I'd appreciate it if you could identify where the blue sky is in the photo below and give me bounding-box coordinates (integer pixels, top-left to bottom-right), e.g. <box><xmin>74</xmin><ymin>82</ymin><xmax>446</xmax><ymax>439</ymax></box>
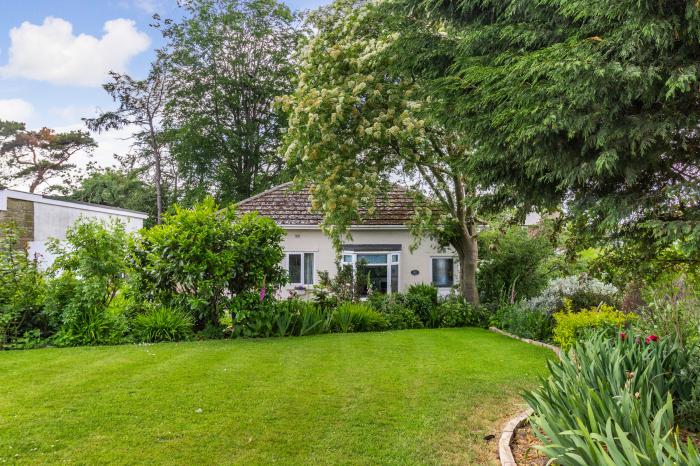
<box><xmin>0</xmin><ymin>0</ymin><xmax>327</xmax><ymax>187</ymax></box>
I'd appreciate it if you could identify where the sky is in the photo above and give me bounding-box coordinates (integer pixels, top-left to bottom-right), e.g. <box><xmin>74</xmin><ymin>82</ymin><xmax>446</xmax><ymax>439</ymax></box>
<box><xmin>0</xmin><ymin>0</ymin><xmax>328</xmax><ymax>191</ymax></box>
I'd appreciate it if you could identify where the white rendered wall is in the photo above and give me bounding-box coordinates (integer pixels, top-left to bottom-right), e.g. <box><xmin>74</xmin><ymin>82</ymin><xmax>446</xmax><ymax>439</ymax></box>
<box><xmin>29</xmin><ymin>202</ymin><xmax>144</xmax><ymax>268</ymax></box>
<box><xmin>279</xmin><ymin>227</ymin><xmax>457</xmax><ymax>298</ymax></box>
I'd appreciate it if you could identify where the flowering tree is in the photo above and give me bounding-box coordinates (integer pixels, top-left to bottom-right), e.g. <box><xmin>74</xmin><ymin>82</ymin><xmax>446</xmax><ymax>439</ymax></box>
<box><xmin>279</xmin><ymin>0</ymin><xmax>483</xmax><ymax>303</ymax></box>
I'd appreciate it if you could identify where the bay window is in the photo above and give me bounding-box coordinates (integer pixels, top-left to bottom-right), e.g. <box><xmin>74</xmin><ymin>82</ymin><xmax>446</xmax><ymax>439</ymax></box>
<box><xmin>342</xmin><ymin>251</ymin><xmax>400</xmax><ymax>295</ymax></box>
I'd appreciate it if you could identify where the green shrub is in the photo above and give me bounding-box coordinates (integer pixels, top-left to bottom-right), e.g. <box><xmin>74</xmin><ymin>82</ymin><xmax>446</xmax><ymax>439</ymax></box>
<box><xmin>406</xmin><ymin>284</ymin><xmax>438</xmax><ymax>305</ymax></box>
<box><xmin>293</xmin><ymin>303</ymin><xmax>330</xmax><ymax>336</ymax></box>
<box><xmin>527</xmin><ymin>274</ymin><xmax>619</xmax><ymax>314</ymax></box>
<box><xmin>0</xmin><ymin>222</ymin><xmax>47</xmax><ymax>349</ymax></box>
<box><xmin>130</xmin><ymin>198</ymin><xmax>287</xmax><ymax>331</ymax></box>
<box><xmin>134</xmin><ymin>307</ymin><xmax>193</xmax><ymax>342</ymax></box>
<box><xmin>197</xmin><ymin>322</ymin><xmax>225</xmax><ymax>340</ymax></box>
<box><xmin>404</xmin><ymin>285</ymin><xmax>439</xmax><ymax>327</ymax></box>
<box><xmin>491</xmin><ymin>303</ymin><xmax>554</xmax><ymax>342</ymax></box>
<box><xmin>439</xmin><ymin>296</ymin><xmax>489</xmax><ymax>328</ymax></box>
<box><xmin>553</xmin><ymin>303</ymin><xmax>636</xmax><ymax>350</ymax></box>
<box><xmin>676</xmin><ymin>345</ymin><xmax>700</xmax><ymax>431</ymax></box>
<box><xmin>346</xmin><ymin>304</ymin><xmax>387</xmax><ymax>332</ymax></box>
<box><xmin>331</xmin><ymin>303</ymin><xmax>355</xmax><ymax>333</ymax></box>
<box><xmin>230</xmin><ymin>292</ymin><xmax>279</xmax><ymax>338</ymax></box>
<box><xmin>636</xmin><ymin>276</ymin><xmax>699</xmax><ymax>348</ymax></box>
<box><xmin>478</xmin><ymin>225</ymin><xmax>554</xmax><ymax>304</ymax></box>
<box><xmin>45</xmin><ymin>219</ymin><xmax>130</xmax><ymax>346</ymax></box>
<box><xmin>524</xmin><ymin>332</ymin><xmax>699</xmax><ymax>465</ymax></box>
<box><xmin>369</xmin><ymin>294</ymin><xmax>422</xmax><ymax>330</ymax></box>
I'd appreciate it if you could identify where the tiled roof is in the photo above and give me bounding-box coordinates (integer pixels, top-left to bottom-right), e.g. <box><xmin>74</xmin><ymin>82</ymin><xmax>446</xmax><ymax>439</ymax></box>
<box><xmin>236</xmin><ymin>182</ymin><xmax>416</xmax><ymax>226</ymax></box>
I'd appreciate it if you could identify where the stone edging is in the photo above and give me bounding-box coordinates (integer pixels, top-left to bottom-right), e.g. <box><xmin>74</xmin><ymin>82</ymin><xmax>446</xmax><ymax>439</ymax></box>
<box><xmin>489</xmin><ymin>327</ymin><xmax>561</xmax><ymax>359</ymax></box>
<box><xmin>498</xmin><ymin>408</ymin><xmax>533</xmax><ymax>466</ymax></box>
<box><xmin>489</xmin><ymin>327</ymin><xmax>561</xmax><ymax>466</ymax></box>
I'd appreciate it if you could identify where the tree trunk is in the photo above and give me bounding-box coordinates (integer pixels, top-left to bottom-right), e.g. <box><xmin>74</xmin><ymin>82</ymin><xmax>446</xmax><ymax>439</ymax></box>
<box><xmin>154</xmin><ymin>152</ymin><xmax>163</xmax><ymax>224</ymax></box>
<box><xmin>456</xmin><ymin>227</ymin><xmax>480</xmax><ymax>305</ymax></box>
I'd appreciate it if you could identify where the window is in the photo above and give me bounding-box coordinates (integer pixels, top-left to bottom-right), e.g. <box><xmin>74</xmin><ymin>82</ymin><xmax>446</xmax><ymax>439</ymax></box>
<box><xmin>432</xmin><ymin>257</ymin><xmax>454</xmax><ymax>287</ymax></box>
<box><xmin>357</xmin><ymin>253</ymin><xmax>388</xmax><ymax>294</ymax></box>
<box><xmin>342</xmin><ymin>251</ymin><xmax>400</xmax><ymax>295</ymax></box>
<box><xmin>288</xmin><ymin>252</ymin><xmax>314</xmax><ymax>285</ymax></box>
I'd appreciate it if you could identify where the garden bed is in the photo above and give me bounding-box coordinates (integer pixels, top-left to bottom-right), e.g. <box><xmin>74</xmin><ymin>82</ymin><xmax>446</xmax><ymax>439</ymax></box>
<box><xmin>510</xmin><ymin>422</ymin><xmax>547</xmax><ymax>466</ymax></box>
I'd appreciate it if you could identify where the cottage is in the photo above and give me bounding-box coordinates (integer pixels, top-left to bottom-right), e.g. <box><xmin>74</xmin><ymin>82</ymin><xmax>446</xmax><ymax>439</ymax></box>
<box><xmin>237</xmin><ymin>183</ymin><xmax>458</xmax><ymax>297</ymax></box>
<box><xmin>0</xmin><ymin>189</ymin><xmax>147</xmax><ymax>267</ymax></box>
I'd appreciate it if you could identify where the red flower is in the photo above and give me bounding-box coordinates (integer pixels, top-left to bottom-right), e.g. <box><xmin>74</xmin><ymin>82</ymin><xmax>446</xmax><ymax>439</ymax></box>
<box><xmin>645</xmin><ymin>335</ymin><xmax>659</xmax><ymax>344</ymax></box>
<box><xmin>620</xmin><ymin>332</ymin><xmax>627</xmax><ymax>341</ymax></box>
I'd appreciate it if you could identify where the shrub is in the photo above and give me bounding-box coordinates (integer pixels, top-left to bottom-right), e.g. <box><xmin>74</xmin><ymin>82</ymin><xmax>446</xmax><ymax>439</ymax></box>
<box><xmin>405</xmin><ymin>285</ymin><xmax>439</xmax><ymax>327</ymax></box>
<box><xmin>130</xmin><ymin>198</ymin><xmax>287</xmax><ymax>331</ymax></box>
<box><xmin>439</xmin><ymin>296</ymin><xmax>490</xmax><ymax>328</ymax></box>
<box><xmin>478</xmin><ymin>225</ymin><xmax>554</xmax><ymax>304</ymax></box>
<box><xmin>0</xmin><ymin>222</ymin><xmax>47</xmax><ymax>349</ymax></box>
<box><xmin>293</xmin><ymin>303</ymin><xmax>330</xmax><ymax>336</ymax></box>
<box><xmin>134</xmin><ymin>307</ymin><xmax>193</xmax><ymax>342</ymax></box>
<box><xmin>491</xmin><ymin>303</ymin><xmax>554</xmax><ymax>342</ymax></box>
<box><xmin>331</xmin><ymin>303</ymin><xmax>355</xmax><ymax>333</ymax></box>
<box><xmin>552</xmin><ymin>303</ymin><xmax>636</xmax><ymax>350</ymax></box>
<box><xmin>354</xmin><ymin>305</ymin><xmax>387</xmax><ymax>331</ymax></box>
<box><xmin>524</xmin><ymin>332</ymin><xmax>699</xmax><ymax>464</ymax></box>
<box><xmin>45</xmin><ymin>219</ymin><xmax>130</xmax><ymax>346</ymax></box>
<box><xmin>407</xmin><ymin>283</ymin><xmax>438</xmax><ymax>304</ymax></box>
<box><xmin>527</xmin><ymin>274</ymin><xmax>619</xmax><ymax>314</ymax></box>
<box><xmin>197</xmin><ymin>322</ymin><xmax>225</xmax><ymax>340</ymax></box>
<box><xmin>636</xmin><ymin>276</ymin><xmax>699</xmax><ymax>348</ymax></box>
<box><xmin>676</xmin><ymin>346</ymin><xmax>700</xmax><ymax>431</ymax></box>
<box><xmin>369</xmin><ymin>294</ymin><xmax>422</xmax><ymax>330</ymax></box>
<box><xmin>230</xmin><ymin>292</ymin><xmax>279</xmax><ymax>338</ymax></box>
<box><xmin>272</xmin><ymin>299</ymin><xmax>308</xmax><ymax>337</ymax></box>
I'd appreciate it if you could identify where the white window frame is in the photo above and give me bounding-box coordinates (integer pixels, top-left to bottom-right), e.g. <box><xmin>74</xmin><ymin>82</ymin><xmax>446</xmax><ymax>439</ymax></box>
<box><xmin>341</xmin><ymin>251</ymin><xmax>400</xmax><ymax>295</ymax></box>
<box><xmin>286</xmin><ymin>252</ymin><xmax>315</xmax><ymax>286</ymax></box>
<box><xmin>431</xmin><ymin>256</ymin><xmax>456</xmax><ymax>288</ymax></box>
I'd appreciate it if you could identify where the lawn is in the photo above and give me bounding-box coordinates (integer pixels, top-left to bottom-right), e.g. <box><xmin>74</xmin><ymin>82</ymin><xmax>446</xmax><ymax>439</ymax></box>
<box><xmin>0</xmin><ymin>328</ymin><xmax>552</xmax><ymax>465</ymax></box>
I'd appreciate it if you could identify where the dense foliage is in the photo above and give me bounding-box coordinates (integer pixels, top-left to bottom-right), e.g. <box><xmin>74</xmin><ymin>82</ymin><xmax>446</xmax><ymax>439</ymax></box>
<box><xmin>0</xmin><ymin>223</ymin><xmax>46</xmax><ymax>349</ymax></box>
<box><xmin>161</xmin><ymin>0</ymin><xmax>301</xmax><ymax>204</ymax></box>
<box><xmin>490</xmin><ymin>303</ymin><xmax>554</xmax><ymax>343</ymax></box>
<box><xmin>129</xmin><ymin>197</ymin><xmax>287</xmax><ymax>330</ymax></box>
<box><xmin>478</xmin><ymin>225</ymin><xmax>554</xmax><ymax>304</ymax></box>
<box><xmin>45</xmin><ymin>219</ymin><xmax>130</xmax><ymax>346</ymax></box>
<box><xmin>407</xmin><ymin>0</ymin><xmax>700</xmax><ymax>279</ymax></box>
<box><xmin>525</xmin><ymin>332</ymin><xmax>699</xmax><ymax>464</ymax></box>
<box><xmin>67</xmin><ymin>168</ymin><xmax>159</xmax><ymax>226</ymax></box>
<box><xmin>230</xmin><ymin>288</ymin><xmax>487</xmax><ymax>339</ymax></box>
<box><xmin>526</xmin><ymin>275</ymin><xmax>620</xmax><ymax>314</ymax></box>
<box><xmin>133</xmin><ymin>306</ymin><xmax>193</xmax><ymax>343</ymax></box>
<box><xmin>552</xmin><ymin>303</ymin><xmax>636</xmax><ymax>350</ymax></box>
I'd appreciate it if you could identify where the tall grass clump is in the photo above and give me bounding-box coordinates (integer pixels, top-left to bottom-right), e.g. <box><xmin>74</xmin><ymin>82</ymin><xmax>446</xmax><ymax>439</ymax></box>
<box><xmin>524</xmin><ymin>332</ymin><xmax>699</xmax><ymax>465</ymax></box>
<box><xmin>134</xmin><ymin>307</ymin><xmax>193</xmax><ymax>342</ymax></box>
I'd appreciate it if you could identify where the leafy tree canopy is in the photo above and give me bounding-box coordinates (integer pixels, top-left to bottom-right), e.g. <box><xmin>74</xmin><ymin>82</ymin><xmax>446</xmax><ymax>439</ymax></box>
<box><xmin>406</xmin><ymin>0</ymin><xmax>700</xmax><ymax>274</ymax></box>
<box><xmin>0</xmin><ymin>121</ymin><xmax>95</xmax><ymax>193</ymax></box>
<box><xmin>279</xmin><ymin>0</ymin><xmax>485</xmax><ymax>302</ymax></box>
<box><xmin>160</xmin><ymin>0</ymin><xmax>302</xmax><ymax>204</ymax></box>
<box><xmin>84</xmin><ymin>62</ymin><xmax>174</xmax><ymax>223</ymax></box>
<box><xmin>66</xmin><ymin>168</ymin><xmax>158</xmax><ymax>227</ymax></box>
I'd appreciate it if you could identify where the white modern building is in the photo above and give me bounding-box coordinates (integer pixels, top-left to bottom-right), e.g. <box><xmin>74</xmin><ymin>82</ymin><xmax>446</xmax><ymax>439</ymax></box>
<box><xmin>0</xmin><ymin>189</ymin><xmax>147</xmax><ymax>268</ymax></box>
